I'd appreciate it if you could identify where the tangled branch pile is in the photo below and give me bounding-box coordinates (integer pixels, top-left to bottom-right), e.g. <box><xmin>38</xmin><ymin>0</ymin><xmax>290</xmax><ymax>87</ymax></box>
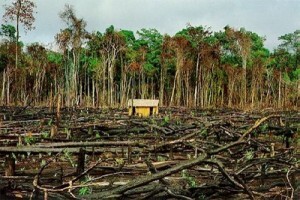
<box><xmin>0</xmin><ymin>107</ymin><xmax>299</xmax><ymax>199</ymax></box>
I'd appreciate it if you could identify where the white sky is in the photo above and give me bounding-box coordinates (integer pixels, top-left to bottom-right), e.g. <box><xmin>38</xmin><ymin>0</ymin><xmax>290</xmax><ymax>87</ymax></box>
<box><xmin>1</xmin><ymin>0</ymin><xmax>300</xmax><ymax>50</ymax></box>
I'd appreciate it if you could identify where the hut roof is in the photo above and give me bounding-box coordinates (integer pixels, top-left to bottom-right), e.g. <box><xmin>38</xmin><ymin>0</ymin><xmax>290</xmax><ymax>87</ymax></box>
<box><xmin>128</xmin><ymin>99</ymin><xmax>159</xmax><ymax>107</ymax></box>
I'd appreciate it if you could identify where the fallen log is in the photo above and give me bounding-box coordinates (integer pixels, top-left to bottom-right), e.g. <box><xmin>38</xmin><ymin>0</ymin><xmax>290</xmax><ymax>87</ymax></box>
<box><xmin>86</xmin><ymin>153</ymin><xmax>208</xmax><ymax>199</ymax></box>
<box><xmin>0</xmin><ymin>146</ymin><xmax>143</xmax><ymax>154</ymax></box>
<box><xmin>36</xmin><ymin>141</ymin><xmax>147</xmax><ymax>148</ymax></box>
<box><xmin>238</xmin><ymin>115</ymin><xmax>281</xmax><ymax>141</ymax></box>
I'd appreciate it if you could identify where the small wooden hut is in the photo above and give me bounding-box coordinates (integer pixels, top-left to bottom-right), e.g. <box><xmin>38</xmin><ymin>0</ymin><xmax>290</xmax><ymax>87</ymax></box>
<box><xmin>128</xmin><ymin>99</ymin><xmax>159</xmax><ymax>117</ymax></box>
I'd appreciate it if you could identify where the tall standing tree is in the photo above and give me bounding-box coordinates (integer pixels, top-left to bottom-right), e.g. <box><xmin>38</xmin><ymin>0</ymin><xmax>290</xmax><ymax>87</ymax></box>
<box><xmin>248</xmin><ymin>32</ymin><xmax>269</xmax><ymax>108</ymax></box>
<box><xmin>226</xmin><ymin>27</ymin><xmax>251</xmax><ymax>106</ymax></box>
<box><xmin>56</xmin><ymin>4</ymin><xmax>88</xmax><ymax>107</ymax></box>
<box><xmin>0</xmin><ymin>24</ymin><xmax>16</xmax><ymax>104</ymax></box>
<box><xmin>3</xmin><ymin>0</ymin><xmax>36</xmax><ymax>69</ymax></box>
<box><xmin>2</xmin><ymin>0</ymin><xmax>35</xmax><ymax>105</ymax></box>
<box><xmin>136</xmin><ymin>29</ymin><xmax>163</xmax><ymax>100</ymax></box>
<box><xmin>168</xmin><ymin>35</ymin><xmax>193</xmax><ymax>106</ymax></box>
<box><xmin>275</xmin><ymin>30</ymin><xmax>300</xmax><ymax>107</ymax></box>
<box><xmin>100</xmin><ymin>26</ymin><xmax>125</xmax><ymax>106</ymax></box>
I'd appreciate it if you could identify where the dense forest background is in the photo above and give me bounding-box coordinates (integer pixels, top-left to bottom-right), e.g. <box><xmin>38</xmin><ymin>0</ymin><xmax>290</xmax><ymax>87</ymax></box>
<box><xmin>0</xmin><ymin>3</ymin><xmax>299</xmax><ymax>109</ymax></box>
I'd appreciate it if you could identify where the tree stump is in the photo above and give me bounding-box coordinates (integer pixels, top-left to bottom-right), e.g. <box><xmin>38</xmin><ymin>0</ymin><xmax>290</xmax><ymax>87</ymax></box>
<box><xmin>76</xmin><ymin>148</ymin><xmax>85</xmax><ymax>176</ymax></box>
<box><xmin>5</xmin><ymin>156</ymin><xmax>15</xmax><ymax>176</ymax></box>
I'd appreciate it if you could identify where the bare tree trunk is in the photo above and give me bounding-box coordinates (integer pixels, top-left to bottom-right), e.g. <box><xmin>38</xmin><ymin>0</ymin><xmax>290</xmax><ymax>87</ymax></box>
<box><xmin>250</xmin><ymin>68</ymin><xmax>256</xmax><ymax>108</ymax></box>
<box><xmin>151</xmin><ymin>77</ymin><xmax>154</xmax><ymax>99</ymax></box>
<box><xmin>228</xmin><ymin>81</ymin><xmax>235</xmax><ymax>108</ymax></box>
<box><xmin>1</xmin><ymin>70</ymin><xmax>6</xmax><ymax>105</ymax></box>
<box><xmin>169</xmin><ymin>71</ymin><xmax>178</xmax><ymax>106</ymax></box>
<box><xmin>102</xmin><ymin>61</ymin><xmax>107</xmax><ymax>106</ymax></box>
<box><xmin>120</xmin><ymin>57</ymin><xmax>126</xmax><ymax>107</ymax></box>
<box><xmin>6</xmin><ymin>69</ymin><xmax>10</xmax><ymax>105</ymax></box>
<box><xmin>194</xmin><ymin>53</ymin><xmax>200</xmax><ymax>107</ymax></box>
<box><xmin>15</xmin><ymin>0</ymin><xmax>21</xmax><ymax>70</ymax></box>
<box><xmin>278</xmin><ymin>71</ymin><xmax>282</xmax><ymax>108</ymax></box>
<box><xmin>175</xmin><ymin>52</ymin><xmax>184</xmax><ymax>106</ymax></box>
<box><xmin>92</xmin><ymin>79</ymin><xmax>95</xmax><ymax>108</ymax></box>
<box><xmin>141</xmin><ymin>69</ymin><xmax>146</xmax><ymax>99</ymax></box>
<box><xmin>242</xmin><ymin>57</ymin><xmax>247</xmax><ymax>107</ymax></box>
<box><xmin>297</xmin><ymin>80</ymin><xmax>300</xmax><ymax>107</ymax></box>
<box><xmin>186</xmin><ymin>71</ymin><xmax>191</xmax><ymax>107</ymax></box>
<box><xmin>126</xmin><ymin>76</ymin><xmax>132</xmax><ymax>104</ymax></box>
<box><xmin>109</xmin><ymin>61</ymin><xmax>114</xmax><ymax>106</ymax></box>
<box><xmin>283</xmin><ymin>83</ymin><xmax>287</xmax><ymax>108</ymax></box>
<box><xmin>159</xmin><ymin>64</ymin><xmax>166</xmax><ymax>106</ymax></box>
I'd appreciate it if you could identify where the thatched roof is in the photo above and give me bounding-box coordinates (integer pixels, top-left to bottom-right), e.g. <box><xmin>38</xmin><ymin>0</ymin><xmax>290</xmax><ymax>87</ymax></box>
<box><xmin>128</xmin><ymin>99</ymin><xmax>159</xmax><ymax>107</ymax></box>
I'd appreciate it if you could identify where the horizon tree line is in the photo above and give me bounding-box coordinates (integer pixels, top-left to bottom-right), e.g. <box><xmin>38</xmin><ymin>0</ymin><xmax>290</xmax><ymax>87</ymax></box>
<box><xmin>0</xmin><ymin>2</ymin><xmax>299</xmax><ymax>109</ymax></box>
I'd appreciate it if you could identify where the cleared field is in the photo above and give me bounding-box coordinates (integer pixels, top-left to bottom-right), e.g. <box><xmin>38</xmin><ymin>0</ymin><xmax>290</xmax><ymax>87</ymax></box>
<box><xmin>0</xmin><ymin>107</ymin><xmax>299</xmax><ymax>199</ymax></box>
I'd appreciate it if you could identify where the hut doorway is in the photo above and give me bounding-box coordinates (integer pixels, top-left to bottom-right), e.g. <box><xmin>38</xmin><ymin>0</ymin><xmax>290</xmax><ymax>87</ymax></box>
<box><xmin>150</xmin><ymin>107</ymin><xmax>153</xmax><ymax>115</ymax></box>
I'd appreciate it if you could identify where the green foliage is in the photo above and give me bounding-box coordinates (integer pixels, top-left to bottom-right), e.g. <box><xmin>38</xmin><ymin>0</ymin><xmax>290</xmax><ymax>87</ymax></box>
<box><xmin>199</xmin><ymin>129</ymin><xmax>208</xmax><ymax>137</ymax></box>
<box><xmin>120</xmin><ymin>29</ymin><xmax>135</xmax><ymax>45</ymax></box>
<box><xmin>244</xmin><ymin>150</ymin><xmax>254</xmax><ymax>160</ymax></box>
<box><xmin>0</xmin><ymin>24</ymin><xmax>16</xmax><ymax>41</ymax></box>
<box><xmin>47</xmin><ymin>51</ymin><xmax>63</xmax><ymax>65</ymax></box>
<box><xmin>86</xmin><ymin>31</ymin><xmax>102</xmax><ymax>56</ymax></box>
<box><xmin>1</xmin><ymin>13</ymin><xmax>300</xmax><ymax>109</ymax></box>
<box><xmin>182</xmin><ymin>169</ymin><xmax>197</xmax><ymax>188</ymax></box>
<box><xmin>40</xmin><ymin>159</ymin><xmax>46</xmax><ymax>167</ymax></box>
<box><xmin>65</xmin><ymin>128</ymin><xmax>72</xmax><ymax>139</ymax></box>
<box><xmin>47</xmin><ymin>119</ymin><xmax>53</xmax><ymax>126</ymax></box>
<box><xmin>79</xmin><ymin>186</ymin><xmax>91</xmax><ymax>196</ymax></box>
<box><xmin>260</xmin><ymin>123</ymin><xmax>268</xmax><ymax>132</ymax></box>
<box><xmin>63</xmin><ymin>149</ymin><xmax>76</xmax><ymax>167</ymax></box>
<box><xmin>105</xmin><ymin>25</ymin><xmax>115</xmax><ymax>34</ymax></box>
<box><xmin>292</xmin><ymin>68</ymin><xmax>300</xmax><ymax>80</ymax></box>
<box><xmin>161</xmin><ymin>115</ymin><xmax>170</xmax><ymax>126</ymax></box>
<box><xmin>136</xmin><ymin>28</ymin><xmax>163</xmax><ymax>75</ymax></box>
<box><xmin>78</xmin><ymin>175</ymin><xmax>93</xmax><ymax>196</ymax></box>
<box><xmin>157</xmin><ymin>155</ymin><xmax>166</xmax><ymax>162</ymax></box>
<box><xmin>175</xmin><ymin>117</ymin><xmax>182</xmax><ymax>125</ymax></box>
<box><xmin>24</xmin><ymin>135</ymin><xmax>36</xmax><ymax>145</ymax></box>
<box><xmin>95</xmin><ymin>131</ymin><xmax>101</xmax><ymax>139</ymax></box>
<box><xmin>115</xmin><ymin>158</ymin><xmax>124</xmax><ymax>166</ymax></box>
<box><xmin>87</xmin><ymin>57</ymin><xmax>101</xmax><ymax>73</ymax></box>
<box><xmin>283</xmin><ymin>72</ymin><xmax>291</xmax><ymax>83</ymax></box>
<box><xmin>41</xmin><ymin>131</ymin><xmax>50</xmax><ymax>139</ymax></box>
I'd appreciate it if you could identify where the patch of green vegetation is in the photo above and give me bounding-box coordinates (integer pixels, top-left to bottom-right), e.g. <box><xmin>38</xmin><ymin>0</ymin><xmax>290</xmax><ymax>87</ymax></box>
<box><xmin>65</xmin><ymin>128</ymin><xmax>72</xmax><ymax>139</ymax></box>
<box><xmin>175</xmin><ymin>118</ymin><xmax>182</xmax><ymax>125</ymax></box>
<box><xmin>252</xmin><ymin>130</ymin><xmax>259</xmax><ymax>137</ymax></box>
<box><xmin>95</xmin><ymin>131</ymin><xmax>101</xmax><ymax>139</ymax></box>
<box><xmin>244</xmin><ymin>150</ymin><xmax>254</xmax><ymax>160</ymax></box>
<box><xmin>79</xmin><ymin>175</ymin><xmax>93</xmax><ymax>196</ymax></box>
<box><xmin>115</xmin><ymin>158</ymin><xmax>124</xmax><ymax>166</ymax></box>
<box><xmin>40</xmin><ymin>159</ymin><xmax>46</xmax><ymax>167</ymax></box>
<box><xmin>198</xmin><ymin>129</ymin><xmax>208</xmax><ymax>138</ymax></box>
<box><xmin>24</xmin><ymin>135</ymin><xmax>36</xmax><ymax>145</ymax></box>
<box><xmin>47</xmin><ymin>119</ymin><xmax>53</xmax><ymax>126</ymax></box>
<box><xmin>161</xmin><ymin>115</ymin><xmax>170</xmax><ymax>126</ymax></box>
<box><xmin>157</xmin><ymin>155</ymin><xmax>166</xmax><ymax>162</ymax></box>
<box><xmin>41</xmin><ymin>131</ymin><xmax>50</xmax><ymax>139</ymax></box>
<box><xmin>260</xmin><ymin>123</ymin><xmax>268</xmax><ymax>132</ymax></box>
<box><xmin>79</xmin><ymin>186</ymin><xmax>91</xmax><ymax>196</ymax></box>
<box><xmin>182</xmin><ymin>169</ymin><xmax>197</xmax><ymax>188</ymax></box>
<box><xmin>63</xmin><ymin>149</ymin><xmax>76</xmax><ymax>167</ymax></box>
